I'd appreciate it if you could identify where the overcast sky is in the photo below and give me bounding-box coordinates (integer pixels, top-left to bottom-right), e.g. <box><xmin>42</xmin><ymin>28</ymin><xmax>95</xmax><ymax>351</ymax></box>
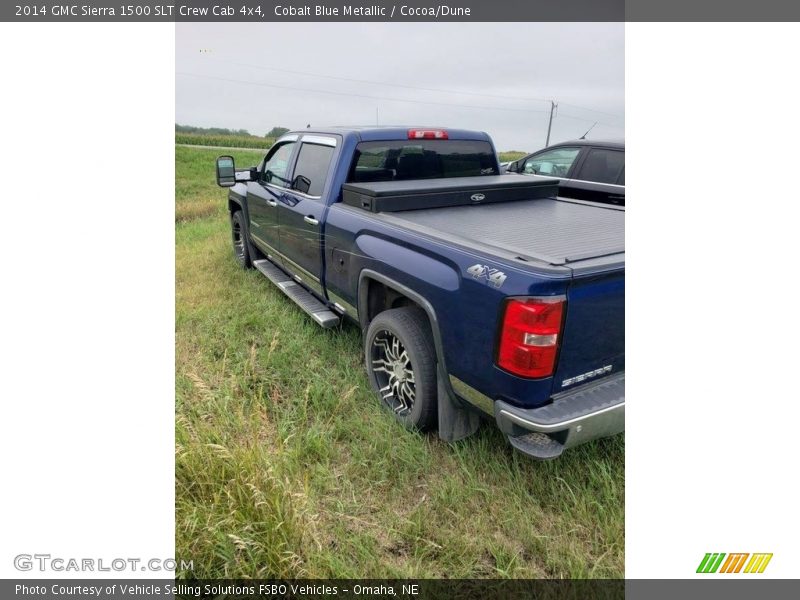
<box><xmin>176</xmin><ymin>23</ymin><xmax>623</xmax><ymax>152</ymax></box>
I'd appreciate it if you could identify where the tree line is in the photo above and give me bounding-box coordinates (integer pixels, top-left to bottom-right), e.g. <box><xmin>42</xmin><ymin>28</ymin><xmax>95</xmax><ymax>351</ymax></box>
<box><xmin>176</xmin><ymin>124</ymin><xmax>289</xmax><ymax>138</ymax></box>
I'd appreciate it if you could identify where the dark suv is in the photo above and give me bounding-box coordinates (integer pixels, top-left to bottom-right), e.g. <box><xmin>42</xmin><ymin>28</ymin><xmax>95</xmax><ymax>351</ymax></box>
<box><xmin>505</xmin><ymin>140</ymin><xmax>625</xmax><ymax>206</ymax></box>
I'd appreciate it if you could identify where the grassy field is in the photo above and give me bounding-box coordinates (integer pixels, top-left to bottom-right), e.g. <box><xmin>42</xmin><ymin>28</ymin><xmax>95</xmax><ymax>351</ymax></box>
<box><xmin>498</xmin><ymin>151</ymin><xmax>527</xmax><ymax>163</ymax></box>
<box><xmin>176</xmin><ymin>132</ymin><xmax>277</xmax><ymax>150</ymax></box>
<box><xmin>175</xmin><ymin>145</ymin><xmax>624</xmax><ymax>578</ymax></box>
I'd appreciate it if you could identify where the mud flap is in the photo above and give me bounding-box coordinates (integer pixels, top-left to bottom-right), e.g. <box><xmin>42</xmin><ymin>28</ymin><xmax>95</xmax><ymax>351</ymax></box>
<box><xmin>437</xmin><ymin>371</ymin><xmax>480</xmax><ymax>442</ymax></box>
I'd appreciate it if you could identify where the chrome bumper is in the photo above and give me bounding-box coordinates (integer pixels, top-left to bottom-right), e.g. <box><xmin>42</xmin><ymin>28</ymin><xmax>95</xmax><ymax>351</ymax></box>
<box><xmin>450</xmin><ymin>372</ymin><xmax>625</xmax><ymax>459</ymax></box>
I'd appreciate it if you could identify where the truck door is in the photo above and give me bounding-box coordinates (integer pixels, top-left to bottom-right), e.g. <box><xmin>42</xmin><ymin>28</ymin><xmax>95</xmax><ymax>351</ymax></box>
<box><xmin>246</xmin><ymin>137</ymin><xmax>298</xmax><ymax>259</ymax></box>
<box><xmin>277</xmin><ymin>135</ymin><xmax>337</xmax><ymax>298</ymax></box>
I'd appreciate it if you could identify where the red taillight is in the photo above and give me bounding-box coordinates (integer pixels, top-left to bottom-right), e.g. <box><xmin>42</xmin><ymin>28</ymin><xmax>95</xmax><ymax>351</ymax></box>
<box><xmin>497</xmin><ymin>297</ymin><xmax>565</xmax><ymax>378</ymax></box>
<box><xmin>408</xmin><ymin>129</ymin><xmax>449</xmax><ymax>140</ymax></box>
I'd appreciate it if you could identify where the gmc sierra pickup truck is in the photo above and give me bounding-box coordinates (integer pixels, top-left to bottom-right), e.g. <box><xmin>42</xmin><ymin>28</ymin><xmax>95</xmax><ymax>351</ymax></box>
<box><xmin>215</xmin><ymin>127</ymin><xmax>624</xmax><ymax>459</ymax></box>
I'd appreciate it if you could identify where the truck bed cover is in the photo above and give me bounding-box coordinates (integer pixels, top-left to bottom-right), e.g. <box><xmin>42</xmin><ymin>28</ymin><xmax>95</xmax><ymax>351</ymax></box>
<box><xmin>370</xmin><ymin>196</ymin><xmax>625</xmax><ymax>271</ymax></box>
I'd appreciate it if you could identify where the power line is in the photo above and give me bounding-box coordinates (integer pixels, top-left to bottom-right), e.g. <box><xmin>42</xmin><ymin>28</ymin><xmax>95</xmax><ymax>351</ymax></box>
<box><xmin>556</xmin><ymin>102</ymin><xmax>623</xmax><ymax>121</ymax></box>
<box><xmin>177</xmin><ymin>72</ymin><xmax>548</xmax><ymax>114</ymax></box>
<box><xmin>204</xmin><ymin>56</ymin><xmax>625</xmax><ymax>122</ymax></box>
<box><xmin>177</xmin><ymin>71</ymin><xmax>623</xmax><ymax>128</ymax></box>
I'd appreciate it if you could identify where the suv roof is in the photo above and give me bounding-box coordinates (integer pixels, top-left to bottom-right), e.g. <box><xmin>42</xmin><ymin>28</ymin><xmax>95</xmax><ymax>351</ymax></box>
<box><xmin>547</xmin><ymin>139</ymin><xmax>624</xmax><ymax>149</ymax></box>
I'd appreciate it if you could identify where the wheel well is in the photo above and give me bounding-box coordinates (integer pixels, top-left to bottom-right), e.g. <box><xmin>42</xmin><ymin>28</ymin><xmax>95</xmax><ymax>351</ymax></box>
<box><xmin>363</xmin><ymin>278</ymin><xmax>427</xmax><ymax>328</ymax></box>
<box><xmin>361</xmin><ymin>276</ymin><xmax>454</xmax><ymax>400</ymax></box>
<box><xmin>228</xmin><ymin>199</ymin><xmax>243</xmax><ymax>215</ymax></box>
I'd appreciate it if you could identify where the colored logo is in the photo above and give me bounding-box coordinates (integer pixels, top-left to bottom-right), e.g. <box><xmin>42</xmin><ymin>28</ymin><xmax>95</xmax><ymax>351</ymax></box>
<box><xmin>696</xmin><ymin>553</ymin><xmax>772</xmax><ymax>574</ymax></box>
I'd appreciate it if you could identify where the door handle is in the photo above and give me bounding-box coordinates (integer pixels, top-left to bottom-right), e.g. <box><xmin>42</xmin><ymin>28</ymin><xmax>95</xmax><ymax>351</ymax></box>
<box><xmin>266</xmin><ymin>199</ymin><xmax>277</xmax><ymax>207</ymax></box>
<box><xmin>303</xmin><ymin>215</ymin><xmax>319</xmax><ymax>226</ymax></box>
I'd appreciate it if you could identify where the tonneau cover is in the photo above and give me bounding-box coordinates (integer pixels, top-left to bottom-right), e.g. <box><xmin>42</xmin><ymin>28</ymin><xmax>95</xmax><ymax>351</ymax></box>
<box><xmin>381</xmin><ymin>197</ymin><xmax>624</xmax><ymax>268</ymax></box>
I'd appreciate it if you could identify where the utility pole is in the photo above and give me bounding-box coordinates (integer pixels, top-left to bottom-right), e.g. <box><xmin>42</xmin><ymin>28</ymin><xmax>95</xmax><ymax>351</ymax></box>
<box><xmin>545</xmin><ymin>100</ymin><xmax>557</xmax><ymax>147</ymax></box>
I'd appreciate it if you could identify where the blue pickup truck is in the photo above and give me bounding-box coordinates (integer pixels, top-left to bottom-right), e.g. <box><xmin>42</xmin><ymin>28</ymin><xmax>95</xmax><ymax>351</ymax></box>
<box><xmin>215</xmin><ymin>127</ymin><xmax>624</xmax><ymax>459</ymax></box>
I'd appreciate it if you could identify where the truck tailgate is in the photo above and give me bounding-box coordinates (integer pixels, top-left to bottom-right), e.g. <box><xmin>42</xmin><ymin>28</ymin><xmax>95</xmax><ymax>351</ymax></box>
<box><xmin>382</xmin><ymin>197</ymin><xmax>624</xmax><ymax>267</ymax></box>
<box><xmin>553</xmin><ymin>269</ymin><xmax>625</xmax><ymax>393</ymax></box>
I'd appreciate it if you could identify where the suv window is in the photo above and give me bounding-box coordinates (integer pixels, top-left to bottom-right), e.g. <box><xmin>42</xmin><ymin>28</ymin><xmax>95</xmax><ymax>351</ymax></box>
<box><xmin>292</xmin><ymin>143</ymin><xmax>335</xmax><ymax>197</ymax></box>
<box><xmin>576</xmin><ymin>148</ymin><xmax>625</xmax><ymax>184</ymax></box>
<box><xmin>522</xmin><ymin>147</ymin><xmax>580</xmax><ymax>177</ymax></box>
<box><xmin>348</xmin><ymin>140</ymin><xmax>498</xmax><ymax>183</ymax></box>
<box><xmin>261</xmin><ymin>141</ymin><xmax>296</xmax><ymax>188</ymax></box>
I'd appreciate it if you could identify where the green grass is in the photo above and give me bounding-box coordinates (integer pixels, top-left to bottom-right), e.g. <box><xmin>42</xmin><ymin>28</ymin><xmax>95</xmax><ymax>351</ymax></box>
<box><xmin>175</xmin><ymin>146</ymin><xmax>264</xmax><ymax>222</ymax></box>
<box><xmin>175</xmin><ymin>145</ymin><xmax>624</xmax><ymax>579</ymax></box>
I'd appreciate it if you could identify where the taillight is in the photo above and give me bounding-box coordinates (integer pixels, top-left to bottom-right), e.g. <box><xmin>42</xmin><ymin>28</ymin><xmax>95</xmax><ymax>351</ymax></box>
<box><xmin>497</xmin><ymin>297</ymin><xmax>565</xmax><ymax>378</ymax></box>
<box><xmin>408</xmin><ymin>129</ymin><xmax>449</xmax><ymax>140</ymax></box>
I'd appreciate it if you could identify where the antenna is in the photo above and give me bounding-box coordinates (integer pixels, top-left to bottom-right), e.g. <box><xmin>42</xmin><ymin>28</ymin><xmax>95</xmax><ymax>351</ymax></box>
<box><xmin>579</xmin><ymin>122</ymin><xmax>598</xmax><ymax>139</ymax></box>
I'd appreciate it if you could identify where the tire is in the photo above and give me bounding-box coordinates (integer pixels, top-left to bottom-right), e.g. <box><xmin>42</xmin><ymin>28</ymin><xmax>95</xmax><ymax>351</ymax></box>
<box><xmin>365</xmin><ymin>306</ymin><xmax>438</xmax><ymax>431</ymax></box>
<box><xmin>230</xmin><ymin>210</ymin><xmax>252</xmax><ymax>268</ymax></box>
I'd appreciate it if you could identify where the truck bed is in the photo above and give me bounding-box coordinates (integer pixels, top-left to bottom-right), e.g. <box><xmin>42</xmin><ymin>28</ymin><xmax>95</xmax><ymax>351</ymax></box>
<box><xmin>371</xmin><ymin>196</ymin><xmax>625</xmax><ymax>272</ymax></box>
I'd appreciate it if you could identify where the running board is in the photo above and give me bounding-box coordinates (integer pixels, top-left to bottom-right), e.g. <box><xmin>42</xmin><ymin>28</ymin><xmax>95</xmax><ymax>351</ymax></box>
<box><xmin>252</xmin><ymin>259</ymin><xmax>340</xmax><ymax>328</ymax></box>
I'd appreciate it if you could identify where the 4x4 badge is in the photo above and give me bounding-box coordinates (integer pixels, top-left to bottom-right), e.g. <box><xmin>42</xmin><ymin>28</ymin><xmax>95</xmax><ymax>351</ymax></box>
<box><xmin>467</xmin><ymin>264</ymin><xmax>507</xmax><ymax>288</ymax></box>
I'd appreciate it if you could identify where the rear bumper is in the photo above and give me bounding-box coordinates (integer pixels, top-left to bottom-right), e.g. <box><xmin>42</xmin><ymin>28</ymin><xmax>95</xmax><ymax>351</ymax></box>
<box><xmin>450</xmin><ymin>372</ymin><xmax>624</xmax><ymax>460</ymax></box>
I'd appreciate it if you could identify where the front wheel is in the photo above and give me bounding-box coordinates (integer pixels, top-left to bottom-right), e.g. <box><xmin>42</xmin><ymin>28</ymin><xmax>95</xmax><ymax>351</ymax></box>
<box><xmin>230</xmin><ymin>210</ymin><xmax>252</xmax><ymax>268</ymax></box>
<box><xmin>365</xmin><ymin>307</ymin><xmax>438</xmax><ymax>431</ymax></box>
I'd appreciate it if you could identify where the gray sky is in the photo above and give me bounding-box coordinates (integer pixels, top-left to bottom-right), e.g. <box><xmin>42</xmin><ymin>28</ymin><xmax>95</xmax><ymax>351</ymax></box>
<box><xmin>176</xmin><ymin>23</ymin><xmax>624</xmax><ymax>152</ymax></box>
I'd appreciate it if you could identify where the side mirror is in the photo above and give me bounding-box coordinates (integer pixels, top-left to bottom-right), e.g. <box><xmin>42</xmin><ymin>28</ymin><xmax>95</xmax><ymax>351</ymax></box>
<box><xmin>506</xmin><ymin>161</ymin><xmax>518</xmax><ymax>173</ymax></box>
<box><xmin>292</xmin><ymin>174</ymin><xmax>311</xmax><ymax>195</ymax></box>
<box><xmin>216</xmin><ymin>156</ymin><xmax>236</xmax><ymax>187</ymax></box>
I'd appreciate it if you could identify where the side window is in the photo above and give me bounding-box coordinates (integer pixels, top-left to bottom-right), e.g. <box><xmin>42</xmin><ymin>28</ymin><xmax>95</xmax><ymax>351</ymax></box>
<box><xmin>522</xmin><ymin>147</ymin><xmax>580</xmax><ymax>177</ymax></box>
<box><xmin>261</xmin><ymin>141</ymin><xmax>296</xmax><ymax>188</ymax></box>
<box><xmin>292</xmin><ymin>142</ymin><xmax>335</xmax><ymax>197</ymax></box>
<box><xmin>576</xmin><ymin>149</ymin><xmax>625</xmax><ymax>185</ymax></box>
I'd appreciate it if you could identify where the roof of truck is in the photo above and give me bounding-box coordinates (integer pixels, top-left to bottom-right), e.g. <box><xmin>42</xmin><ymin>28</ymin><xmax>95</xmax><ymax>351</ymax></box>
<box><xmin>289</xmin><ymin>126</ymin><xmax>493</xmax><ymax>143</ymax></box>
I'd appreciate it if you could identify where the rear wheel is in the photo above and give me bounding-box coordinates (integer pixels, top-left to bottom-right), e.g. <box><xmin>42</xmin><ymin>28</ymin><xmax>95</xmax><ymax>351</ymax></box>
<box><xmin>231</xmin><ymin>210</ymin><xmax>252</xmax><ymax>268</ymax></box>
<box><xmin>365</xmin><ymin>307</ymin><xmax>438</xmax><ymax>431</ymax></box>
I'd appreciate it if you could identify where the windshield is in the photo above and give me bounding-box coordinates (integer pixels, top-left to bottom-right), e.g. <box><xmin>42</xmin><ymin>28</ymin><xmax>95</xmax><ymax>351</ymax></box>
<box><xmin>348</xmin><ymin>140</ymin><xmax>499</xmax><ymax>183</ymax></box>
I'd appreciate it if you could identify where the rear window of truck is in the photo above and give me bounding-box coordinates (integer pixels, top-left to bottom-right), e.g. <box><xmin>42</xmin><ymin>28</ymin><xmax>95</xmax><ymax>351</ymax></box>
<box><xmin>348</xmin><ymin>140</ymin><xmax>499</xmax><ymax>183</ymax></box>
